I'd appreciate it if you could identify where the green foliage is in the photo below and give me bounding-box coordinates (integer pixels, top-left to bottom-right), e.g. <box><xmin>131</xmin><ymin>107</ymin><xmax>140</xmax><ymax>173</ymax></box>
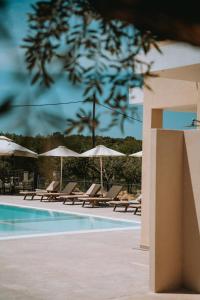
<box><xmin>0</xmin><ymin>132</ymin><xmax>142</xmax><ymax>190</ymax></box>
<box><xmin>23</xmin><ymin>0</ymin><xmax>158</xmax><ymax>134</ymax></box>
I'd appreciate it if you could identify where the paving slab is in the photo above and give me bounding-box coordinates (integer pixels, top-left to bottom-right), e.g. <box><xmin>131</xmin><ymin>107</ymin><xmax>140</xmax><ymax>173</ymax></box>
<box><xmin>0</xmin><ymin>196</ymin><xmax>199</xmax><ymax>300</ymax></box>
<box><xmin>0</xmin><ymin>196</ymin><xmax>146</xmax><ymax>300</ymax></box>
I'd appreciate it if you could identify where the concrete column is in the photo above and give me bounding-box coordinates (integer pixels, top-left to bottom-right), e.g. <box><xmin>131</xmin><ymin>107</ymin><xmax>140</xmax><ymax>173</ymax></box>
<box><xmin>183</xmin><ymin>130</ymin><xmax>200</xmax><ymax>292</ymax></box>
<box><xmin>140</xmin><ymin>78</ymin><xmax>198</xmax><ymax>249</ymax></box>
<box><xmin>141</xmin><ymin>106</ymin><xmax>163</xmax><ymax>248</ymax></box>
<box><xmin>151</xmin><ymin>109</ymin><xmax>163</xmax><ymax>128</ymax></box>
<box><xmin>150</xmin><ymin>129</ymin><xmax>183</xmax><ymax>292</ymax></box>
<box><xmin>150</xmin><ymin>129</ymin><xmax>200</xmax><ymax>293</ymax></box>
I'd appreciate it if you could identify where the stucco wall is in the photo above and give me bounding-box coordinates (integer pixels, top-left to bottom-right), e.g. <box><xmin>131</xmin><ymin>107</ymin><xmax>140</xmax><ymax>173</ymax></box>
<box><xmin>150</xmin><ymin>130</ymin><xmax>183</xmax><ymax>292</ymax></box>
<box><xmin>141</xmin><ymin>78</ymin><xmax>199</xmax><ymax>248</ymax></box>
<box><xmin>144</xmin><ymin>78</ymin><xmax>198</xmax><ymax>110</ymax></box>
<box><xmin>183</xmin><ymin>131</ymin><xmax>200</xmax><ymax>292</ymax></box>
<box><xmin>150</xmin><ymin>129</ymin><xmax>200</xmax><ymax>293</ymax></box>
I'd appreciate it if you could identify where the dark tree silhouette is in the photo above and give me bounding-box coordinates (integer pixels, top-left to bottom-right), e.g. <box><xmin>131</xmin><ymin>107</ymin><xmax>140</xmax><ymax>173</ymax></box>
<box><xmin>91</xmin><ymin>0</ymin><xmax>200</xmax><ymax>46</ymax></box>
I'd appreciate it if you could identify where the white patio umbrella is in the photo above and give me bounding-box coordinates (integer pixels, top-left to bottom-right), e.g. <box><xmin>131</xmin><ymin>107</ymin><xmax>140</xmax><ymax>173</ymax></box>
<box><xmin>130</xmin><ymin>150</ymin><xmax>143</xmax><ymax>158</ymax></box>
<box><xmin>81</xmin><ymin>145</ymin><xmax>125</xmax><ymax>192</ymax></box>
<box><xmin>0</xmin><ymin>136</ymin><xmax>37</xmax><ymax>158</ymax></box>
<box><xmin>39</xmin><ymin>146</ymin><xmax>79</xmax><ymax>190</ymax></box>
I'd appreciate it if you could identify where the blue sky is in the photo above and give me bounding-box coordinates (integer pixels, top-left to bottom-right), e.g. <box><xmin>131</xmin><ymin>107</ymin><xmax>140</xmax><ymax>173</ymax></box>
<box><xmin>0</xmin><ymin>0</ymin><xmax>196</xmax><ymax>139</ymax></box>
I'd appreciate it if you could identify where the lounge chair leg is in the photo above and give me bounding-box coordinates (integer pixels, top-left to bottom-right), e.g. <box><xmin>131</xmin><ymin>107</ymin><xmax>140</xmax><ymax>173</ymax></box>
<box><xmin>125</xmin><ymin>205</ymin><xmax>128</xmax><ymax>212</ymax></box>
<box><xmin>82</xmin><ymin>201</ymin><xmax>85</xmax><ymax>207</ymax></box>
<box><xmin>134</xmin><ymin>207</ymin><xmax>138</xmax><ymax>215</ymax></box>
<box><xmin>31</xmin><ymin>194</ymin><xmax>34</xmax><ymax>200</ymax></box>
<box><xmin>24</xmin><ymin>195</ymin><xmax>26</xmax><ymax>200</ymax></box>
<box><xmin>40</xmin><ymin>195</ymin><xmax>43</xmax><ymax>202</ymax></box>
<box><xmin>113</xmin><ymin>205</ymin><xmax>116</xmax><ymax>211</ymax></box>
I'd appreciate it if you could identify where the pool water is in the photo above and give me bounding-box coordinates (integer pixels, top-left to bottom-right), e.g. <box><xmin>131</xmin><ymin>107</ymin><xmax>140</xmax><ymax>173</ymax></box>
<box><xmin>0</xmin><ymin>204</ymin><xmax>139</xmax><ymax>239</ymax></box>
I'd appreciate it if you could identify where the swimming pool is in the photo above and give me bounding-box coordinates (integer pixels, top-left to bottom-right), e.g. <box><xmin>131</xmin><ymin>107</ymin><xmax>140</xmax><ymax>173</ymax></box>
<box><xmin>0</xmin><ymin>204</ymin><xmax>140</xmax><ymax>239</ymax></box>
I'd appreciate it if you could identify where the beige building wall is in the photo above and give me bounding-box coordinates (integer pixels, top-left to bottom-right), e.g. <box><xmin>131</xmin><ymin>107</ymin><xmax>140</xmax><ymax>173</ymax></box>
<box><xmin>130</xmin><ymin>41</ymin><xmax>200</xmax><ymax>293</ymax></box>
<box><xmin>150</xmin><ymin>129</ymin><xmax>200</xmax><ymax>293</ymax></box>
<box><xmin>150</xmin><ymin>129</ymin><xmax>183</xmax><ymax>291</ymax></box>
<box><xmin>183</xmin><ymin>130</ymin><xmax>200</xmax><ymax>291</ymax></box>
<box><xmin>141</xmin><ymin>78</ymin><xmax>199</xmax><ymax>248</ymax></box>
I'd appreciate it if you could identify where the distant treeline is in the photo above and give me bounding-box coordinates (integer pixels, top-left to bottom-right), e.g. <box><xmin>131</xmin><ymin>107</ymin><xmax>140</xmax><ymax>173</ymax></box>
<box><xmin>0</xmin><ymin>132</ymin><xmax>142</xmax><ymax>192</ymax></box>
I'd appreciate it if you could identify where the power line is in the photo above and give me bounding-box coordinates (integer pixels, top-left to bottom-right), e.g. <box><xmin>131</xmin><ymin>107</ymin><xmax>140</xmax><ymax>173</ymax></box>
<box><xmin>97</xmin><ymin>102</ymin><xmax>143</xmax><ymax>123</ymax></box>
<box><xmin>11</xmin><ymin>100</ymin><xmax>83</xmax><ymax>107</ymax></box>
<box><xmin>11</xmin><ymin>100</ymin><xmax>143</xmax><ymax>123</ymax></box>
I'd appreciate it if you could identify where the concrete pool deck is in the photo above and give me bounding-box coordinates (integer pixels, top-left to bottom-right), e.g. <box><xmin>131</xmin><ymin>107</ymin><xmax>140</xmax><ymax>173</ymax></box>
<box><xmin>0</xmin><ymin>196</ymin><xmax>199</xmax><ymax>300</ymax></box>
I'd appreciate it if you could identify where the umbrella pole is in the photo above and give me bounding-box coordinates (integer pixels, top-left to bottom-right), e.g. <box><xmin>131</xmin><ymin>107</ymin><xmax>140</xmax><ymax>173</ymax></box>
<box><xmin>60</xmin><ymin>156</ymin><xmax>63</xmax><ymax>191</ymax></box>
<box><xmin>100</xmin><ymin>156</ymin><xmax>103</xmax><ymax>194</ymax></box>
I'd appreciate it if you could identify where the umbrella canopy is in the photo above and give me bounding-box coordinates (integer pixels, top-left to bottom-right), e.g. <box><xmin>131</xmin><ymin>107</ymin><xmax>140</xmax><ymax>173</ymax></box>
<box><xmin>81</xmin><ymin>145</ymin><xmax>125</xmax><ymax>157</ymax></box>
<box><xmin>0</xmin><ymin>136</ymin><xmax>37</xmax><ymax>158</ymax></box>
<box><xmin>130</xmin><ymin>150</ymin><xmax>143</xmax><ymax>158</ymax></box>
<box><xmin>81</xmin><ymin>145</ymin><xmax>125</xmax><ymax>192</ymax></box>
<box><xmin>39</xmin><ymin>146</ymin><xmax>78</xmax><ymax>158</ymax></box>
<box><xmin>39</xmin><ymin>146</ymin><xmax>79</xmax><ymax>190</ymax></box>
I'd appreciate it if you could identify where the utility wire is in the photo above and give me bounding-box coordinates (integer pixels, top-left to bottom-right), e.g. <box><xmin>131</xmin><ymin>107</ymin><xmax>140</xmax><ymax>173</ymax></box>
<box><xmin>97</xmin><ymin>102</ymin><xmax>143</xmax><ymax>123</ymax></box>
<box><xmin>11</xmin><ymin>100</ymin><xmax>83</xmax><ymax>107</ymax></box>
<box><xmin>11</xmin><ymin>100</ymin><xmax>143</xmax><ymax>123</ymax></box>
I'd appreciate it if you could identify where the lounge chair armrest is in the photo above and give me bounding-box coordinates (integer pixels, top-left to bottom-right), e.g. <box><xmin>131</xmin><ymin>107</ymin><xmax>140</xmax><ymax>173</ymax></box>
<box><xmin>79</xmin><ymin>197</ymin><xmax>111</xmax><ymax>201</ymax></box>
<box><xmin>128</xmin><ymin>199</ymin><xmax>141</xmax><ymax>204</ymax></box>
<box><xmin>71</xmin><ymin>191</ymin><xmax>83</xmax><ymax>195</ymax></box>
<box><xmin>60</xmin><ymin>194</ymin><xmax>88</xmax><ymax>199</ymax></box>
<box><xmin>128</xmin><ymin>203</ymin><xmax>141</xmax><ymax>207</ymax></box>
<box><xmin>109</xmin><ymin>200</ymin><xmax>128</xmax><ymax>204</ymax></box>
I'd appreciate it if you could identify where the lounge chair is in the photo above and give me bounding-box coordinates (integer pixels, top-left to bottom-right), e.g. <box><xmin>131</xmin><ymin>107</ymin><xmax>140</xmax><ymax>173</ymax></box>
<box><xmin>39</xmin><ymin>182</ymin><xmax>78</xmax><ymax>202</ymax></box>
<box><xmin>110</xmin><ymin>194</ymin><xmax>142</xmax><ymax>214</ymax></box>
<box><xmin>129</xmin><ymin>200</ymin><xmax>141</xmax><ymax>215</ymax></box>
<box><xmin>61</xmin><ymin>183</ymin><xmax>101</xmax><ymax>205</ymax></box>
<box><xmin>79</xmin><ymin>185</ymin><xmax>123</xmax><ymax>207</ymax></box>
<box><xmin>20</xmin><ymin>181</ymin><xmax>59</xmax><ymax>200</ymax></box>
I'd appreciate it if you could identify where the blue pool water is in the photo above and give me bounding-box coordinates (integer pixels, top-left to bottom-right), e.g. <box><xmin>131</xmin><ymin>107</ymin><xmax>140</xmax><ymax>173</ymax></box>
<box><xmin>0</xmin><ymin>204</ymin><xmax>139</xmax><ymax>239</ymax></box>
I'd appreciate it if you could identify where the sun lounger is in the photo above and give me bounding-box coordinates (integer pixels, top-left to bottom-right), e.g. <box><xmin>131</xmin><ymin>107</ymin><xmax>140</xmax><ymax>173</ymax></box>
<box><xmin>128</xmin><ymin>197</ymin><xmax>142</xmax><ymax>214</ymax></box>
<box><xmin>110</xmin><ymin>195</ymin><xmax>142</xmax><ymax>214</ymax></box>
<box><xmin>61</xmin><ymin>183</ymin><xmax>101</xmax><ymax>205</ymax></box>
<box><xmin>79</xmin><ymin>185</ymin><xmax>123</xmax><ymax>207</ymax></box>
<box><xmin>39</xmin><ymin>182</ymin><xmax>78</xmax><ymax>202</ymax></box>
<box><xmin>20</xmin><ymin>181</ymin><xmax>59</xmax><ymax>200</ymax></box>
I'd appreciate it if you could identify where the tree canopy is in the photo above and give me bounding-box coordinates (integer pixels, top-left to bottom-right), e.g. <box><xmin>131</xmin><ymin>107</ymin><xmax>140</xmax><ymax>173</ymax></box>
<box><xmin>0</xmin><ymin>132</ymin><xmax>142</xmax><ymax>192</ymax></box>
<box><xmin>23</xmin><ymin>0</ymin><xmax>157</xmax><ymax>136</ymax></box>
<box><xmin>0</xmin><ymin>0</ymin><xmax>199</xmax><ymax>136</ymax></box>
<box><xmin>91</xmin><ymin>0</ymin><xmax>200</xmax><ymax>47</ymax></box>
